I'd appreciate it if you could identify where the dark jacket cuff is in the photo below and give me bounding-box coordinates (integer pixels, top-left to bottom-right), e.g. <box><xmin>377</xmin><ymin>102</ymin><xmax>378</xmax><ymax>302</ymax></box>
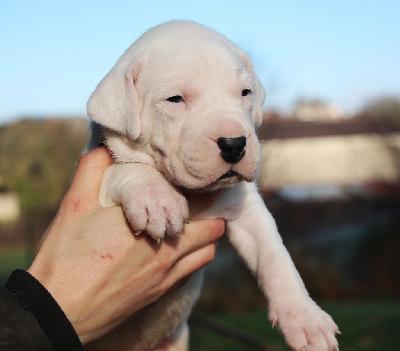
<box><xmin>4</xmin><ymin>269</ymin><xmax>83</xmax><ymax>351</ymax></box>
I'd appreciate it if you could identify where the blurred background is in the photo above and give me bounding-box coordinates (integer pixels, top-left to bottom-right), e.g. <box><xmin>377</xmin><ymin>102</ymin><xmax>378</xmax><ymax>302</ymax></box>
<box><xmin>1</xmin><ymin>1</ymin><xmax>399</xmax><ymax>350</ymax></box>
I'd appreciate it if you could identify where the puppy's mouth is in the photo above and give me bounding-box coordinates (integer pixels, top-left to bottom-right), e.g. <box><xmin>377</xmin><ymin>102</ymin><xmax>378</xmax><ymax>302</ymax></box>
<box><xmin>182</xmin><ymin>170</ymin><xmax>243</xmax><ymax>193</ymax></box>
<box><xmin>219</xmin><ymin>170</ymin><xmax>238</xmax><ymax>179</ymax></box>
<box><xmin>212</xmin><ymin>169</ymin><xmax>242</xmax><ymax>189</ymax></box>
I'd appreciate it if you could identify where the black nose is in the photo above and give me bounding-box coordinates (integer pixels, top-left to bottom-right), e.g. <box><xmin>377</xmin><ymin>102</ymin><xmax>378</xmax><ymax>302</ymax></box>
<box><xmin>217</xmin><ymin>136</ymin><xmax>246</xmax><ymax>164</ymax></box>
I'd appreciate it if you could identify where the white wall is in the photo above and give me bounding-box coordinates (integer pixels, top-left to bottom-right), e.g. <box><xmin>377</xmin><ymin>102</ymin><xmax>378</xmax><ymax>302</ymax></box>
<box><xmin>259</xmin><ymin>133</ymin><xmax>400</xmax><ymax>189</ymax></box>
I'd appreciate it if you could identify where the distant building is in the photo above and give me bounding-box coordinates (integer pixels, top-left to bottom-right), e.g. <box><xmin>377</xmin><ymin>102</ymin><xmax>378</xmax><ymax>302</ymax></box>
<box><xmin>294</xmin><ymin>101</ymin><xmax>343</xmax><ymax>121</ymax></box>
<box><xmin>257</xmin><ymin>119</ymin><xmax>400</xmax><ymax>199</ymax></box>
<box><xmin>259</xmin><ymin>134</ymin><xmax>400</xmax><ymax>187</ymax></box>
<box><xmin>0</xmin><ymin>192</ymin><xmax>21</xmax><ymax>222</ymax></box>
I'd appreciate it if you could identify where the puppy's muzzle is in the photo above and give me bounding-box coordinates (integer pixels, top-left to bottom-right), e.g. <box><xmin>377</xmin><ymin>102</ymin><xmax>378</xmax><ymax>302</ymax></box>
<box><xmin>217</xmin><ymin>136</ymin><xmax>246</xmax><ymax>164</ymax></box>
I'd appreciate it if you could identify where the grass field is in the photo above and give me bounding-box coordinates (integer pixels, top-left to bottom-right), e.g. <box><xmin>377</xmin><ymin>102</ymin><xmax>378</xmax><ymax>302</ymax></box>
<box><xmin>190</xmin><ymin>301</ymin><xmax>400</xmax><ymax>350</ymax></box>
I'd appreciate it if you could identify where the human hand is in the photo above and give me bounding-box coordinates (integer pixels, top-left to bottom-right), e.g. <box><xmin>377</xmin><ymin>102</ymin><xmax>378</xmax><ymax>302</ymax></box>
<box><xmin>28</xmin><ymin>147</ymin><xmax>225</xmax><ymax>344</ymax></box>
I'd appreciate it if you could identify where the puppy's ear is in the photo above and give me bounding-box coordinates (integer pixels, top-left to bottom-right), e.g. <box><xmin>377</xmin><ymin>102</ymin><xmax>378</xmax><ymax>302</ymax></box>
<box><xmin>239</xmin><ymin>51</ymin><xmax>266</xmax><ymax>127</ymax></box>
<box><xmin>87</xmin><ymin>60</ymin><xmax>143</xmax><ymax>140</ymax></box>
<box><xmin>252</xmin><ymin>74</ymin><xmax>266</xmax><ymax>127</ymax></box>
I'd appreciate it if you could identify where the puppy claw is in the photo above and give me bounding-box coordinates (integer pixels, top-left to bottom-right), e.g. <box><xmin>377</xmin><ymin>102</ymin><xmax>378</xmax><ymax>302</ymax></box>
<box><xmin>271</xmin><ymin>319</ymin><xmax>277</xmax><ymax>329</ymax></box>
<box><xmin>184</xmin><ymin>219</ymin><xmax>189</xmax><ymax>224</ymax></box>
<box><xmin>134</xmin><ymin>230</ymin><xmax>142</xmax><ymax>236</ymax></box>
<box><xmin>156</xmin><ymin>238</ymin><xmax>162</xmax><ymax>245</ymax></box>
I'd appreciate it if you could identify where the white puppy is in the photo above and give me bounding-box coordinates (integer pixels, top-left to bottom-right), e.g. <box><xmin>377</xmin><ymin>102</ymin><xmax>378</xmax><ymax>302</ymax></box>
<box><xmin>85</xmin><ymin>21</ymin><xmax>340</xmax><ymax>351</ymax></box>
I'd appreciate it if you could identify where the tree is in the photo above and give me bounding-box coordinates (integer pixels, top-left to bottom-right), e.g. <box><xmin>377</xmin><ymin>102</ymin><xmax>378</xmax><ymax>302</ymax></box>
<box><xmin>0</xmin><ymin>118</ymin><xmax>89</xmax><ymax>213</ymax></box>
<box><xmin>357</xmin><ymin>96</ymin><xmax>400</xmax><ymax>126</ymax></box>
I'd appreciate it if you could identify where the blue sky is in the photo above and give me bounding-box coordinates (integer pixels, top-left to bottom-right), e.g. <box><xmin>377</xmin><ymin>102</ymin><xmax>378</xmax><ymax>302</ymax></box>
<box><xmin>1</xmin><ymin>0</ymin><xmax>399</xmax><ymax>125</ymax></box>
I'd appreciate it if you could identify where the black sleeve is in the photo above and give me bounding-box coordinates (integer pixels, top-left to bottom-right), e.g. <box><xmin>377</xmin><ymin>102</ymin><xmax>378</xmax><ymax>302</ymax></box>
<box><xmin>0</xmin><ymin>286</ymin><xmax>51</xmax><ymax>350</ymax></box>
<box><xmin>2</xmin><ymin>270</ymin><xmax>83</xmax><ymax>351</ymax></box>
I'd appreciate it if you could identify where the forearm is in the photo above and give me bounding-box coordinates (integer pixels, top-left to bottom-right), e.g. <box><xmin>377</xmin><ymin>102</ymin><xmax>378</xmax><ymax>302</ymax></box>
<box><xmin>226</xmin><ymin>194</ymin><xmax>309</xmax><ymax>305</ymax></box>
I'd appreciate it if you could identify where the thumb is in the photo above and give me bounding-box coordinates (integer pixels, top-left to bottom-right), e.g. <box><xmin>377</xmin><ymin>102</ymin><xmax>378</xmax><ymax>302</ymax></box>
<box><xmin>67</xmin><ymin>147</ymin><xmax>113</xmax><ymax>206</ymax></box>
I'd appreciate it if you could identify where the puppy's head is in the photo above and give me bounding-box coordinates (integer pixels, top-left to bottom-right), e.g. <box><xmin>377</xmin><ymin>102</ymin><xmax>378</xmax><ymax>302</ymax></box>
<box><xmin>88</xmin><ymin>21</ymin><xmax>266</xmax><ymax>192</ymax></box>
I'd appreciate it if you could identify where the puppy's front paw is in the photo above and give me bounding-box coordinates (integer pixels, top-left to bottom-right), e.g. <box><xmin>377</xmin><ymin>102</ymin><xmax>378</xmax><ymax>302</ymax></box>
<box><xmin>269</xmin><ymin>300</ymin><xmax>340</xmax><ymax>351</ymax></box>
<box><xmin>121</xmin><ymin>181</ymin><xmax>189</xmax><ymax>242</ymax></box>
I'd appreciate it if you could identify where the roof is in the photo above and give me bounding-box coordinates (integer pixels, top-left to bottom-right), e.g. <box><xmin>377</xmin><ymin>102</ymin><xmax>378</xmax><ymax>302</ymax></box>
<box><xmin>257</xmin><ymin>119</ymin><xmax>400</xmax><ymax>140</ymax></box>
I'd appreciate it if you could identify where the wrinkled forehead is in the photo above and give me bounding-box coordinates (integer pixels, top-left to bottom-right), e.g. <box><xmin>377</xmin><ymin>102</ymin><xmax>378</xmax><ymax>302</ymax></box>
<box><xmin>138</xmin><ymin>39</ymin><xmax>253</xmax><ymax>95</ymax></box>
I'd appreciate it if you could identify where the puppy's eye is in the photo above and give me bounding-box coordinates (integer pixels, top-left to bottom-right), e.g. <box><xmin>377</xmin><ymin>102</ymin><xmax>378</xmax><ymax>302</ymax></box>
<box><xmin>242</xmin><ymin>89</ymin><xmax>251</xmax><ymax>97</ymax></box>
<box><xmin>167</xmin><ymin>95</ymin><xmax>184</xmax><ymax>103</ymax></box>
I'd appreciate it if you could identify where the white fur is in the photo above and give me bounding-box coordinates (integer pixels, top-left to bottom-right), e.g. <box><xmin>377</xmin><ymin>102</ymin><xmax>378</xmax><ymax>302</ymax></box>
<box><xmin>85</xmin><ymin>21</ymin><xmax>340</xmax><ymax>351</ymax></box>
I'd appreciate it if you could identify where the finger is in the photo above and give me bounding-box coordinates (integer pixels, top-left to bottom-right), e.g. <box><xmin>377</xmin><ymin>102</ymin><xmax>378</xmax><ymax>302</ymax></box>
<box><xmin>168</xmin><ymin>275</ymin><xmax>191</xmax><ymax>292</ymax></box>
<box><xmin>176</xmin><ymin>219</ymin><xmax>225</xmax><ymax>256</ymax></box>
<box><xmin>68</xmin><ymin>147</ymin><xmax>113</xmax><ymax>204</ymax></box>
<box><xmin>164</xmin><ymin>243</ymin><xmax>216</xmax><ymax>289</ymax></box>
